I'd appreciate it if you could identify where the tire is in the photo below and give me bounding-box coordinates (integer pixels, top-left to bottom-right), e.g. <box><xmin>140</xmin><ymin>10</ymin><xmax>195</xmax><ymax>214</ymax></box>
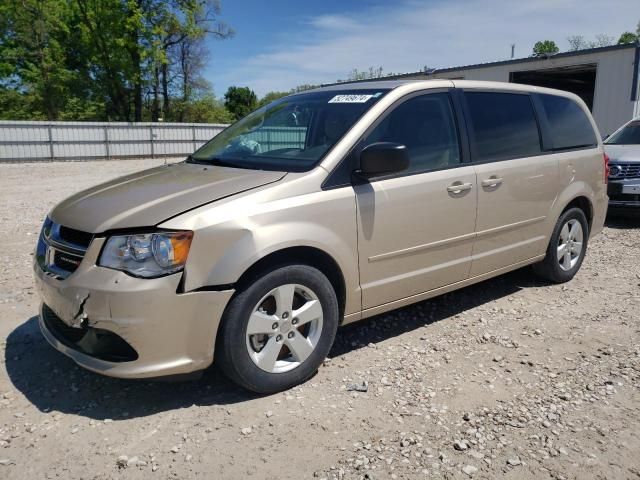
<box><xmin>533</xmin><ymin>207</ymin><xmax>589</xmax><ymax>284</ymax></box>
<box><xmin>216</xmin><ymin>264</ymin><xmax>339</xmax><ymax>394</ymax></box>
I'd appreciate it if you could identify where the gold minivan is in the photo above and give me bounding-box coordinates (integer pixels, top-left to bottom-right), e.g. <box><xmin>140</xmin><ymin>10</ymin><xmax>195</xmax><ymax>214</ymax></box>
<box><xmin>34</xmin><ymin>80</ymin><xmax>608</xmax><ymax>393</ymax></box>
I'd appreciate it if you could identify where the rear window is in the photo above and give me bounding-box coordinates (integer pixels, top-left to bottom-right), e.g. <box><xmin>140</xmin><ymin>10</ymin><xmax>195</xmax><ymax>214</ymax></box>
<box><xmin>465</xmin><ymin>92</ymin><xmax>542</xmax><ymax>162</ymax></box>
<box><xmin>539</xmin><ymin>94</ymin><xmax>597</xmax><ymax>150</ymax></box>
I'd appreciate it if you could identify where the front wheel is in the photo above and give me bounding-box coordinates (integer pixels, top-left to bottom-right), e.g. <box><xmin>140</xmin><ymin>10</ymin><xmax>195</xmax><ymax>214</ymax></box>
<box><xmin>533</xmin><ymin>207</ymin><xmax>589</xmax><ymax>283</ymax></box>
<box><xmin>216</xmin><ymin>265</ymin><xmax>339</xmax><ymax>393</ymax></box>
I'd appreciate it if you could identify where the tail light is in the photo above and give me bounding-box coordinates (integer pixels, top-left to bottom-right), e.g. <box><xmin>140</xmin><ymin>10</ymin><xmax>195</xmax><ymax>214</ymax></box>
<box><xmin>603</xmin><ymin>153</ymin><xmax>610</xmax><ymax>184</ymax></box>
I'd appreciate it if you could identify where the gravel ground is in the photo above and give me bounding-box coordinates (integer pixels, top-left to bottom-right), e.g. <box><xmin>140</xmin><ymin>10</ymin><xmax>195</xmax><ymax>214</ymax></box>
<box><xmin>0</xmin><ymin>159</ymin><xmax>639</xmax><ymax>480</ymax></box>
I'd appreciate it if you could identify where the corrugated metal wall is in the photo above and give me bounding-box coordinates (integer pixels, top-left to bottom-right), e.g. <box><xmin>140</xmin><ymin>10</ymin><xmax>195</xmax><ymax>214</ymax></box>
<box><xmin>0</xmin><ymin>121</ymin><xmax>229</xmax><ymax>162</ymax></box>
<box><xmin>243</xmin><ymin>127</ymin><xmax>307</xmax><ymax>150</ymax></box>
<box><xmin>402</xmin><ymin>46</ymin><xmax>639</xmax><ymax>136</ymax></box>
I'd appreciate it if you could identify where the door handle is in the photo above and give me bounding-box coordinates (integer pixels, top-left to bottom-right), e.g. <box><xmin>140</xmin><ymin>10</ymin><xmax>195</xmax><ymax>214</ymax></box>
<box><xmin>447</xmin><ymin>182</ymin><xmax>473</xmax><ymax>194</ymax></box>
<box><xmin>481</xmin><ymin>176</ymin><xmax>503</xmax><ymax>188</ymax></box>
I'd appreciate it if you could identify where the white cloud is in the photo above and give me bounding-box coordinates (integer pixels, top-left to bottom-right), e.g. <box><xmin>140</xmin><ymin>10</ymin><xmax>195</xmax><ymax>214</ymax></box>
<box><xmin>306</xmin><ymin>14</ymin><xmax>361</xmax><ymax>31</ymax></box>
<box><xmin>214</xmin><ymin>0</ymin><xmax>639</xmax><ymax>96</ymax></box>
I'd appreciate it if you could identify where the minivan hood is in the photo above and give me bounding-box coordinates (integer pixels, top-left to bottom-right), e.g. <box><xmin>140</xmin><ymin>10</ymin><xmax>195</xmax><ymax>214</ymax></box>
<box><xmin>49</xmin><ymin>162</ymin><xmax>286</xmax><ymax>233</ymax></box>
<box><xmin>604</xmin><ymin>144</ymin><xmax>640</xmax><ymax>162</ymax></box>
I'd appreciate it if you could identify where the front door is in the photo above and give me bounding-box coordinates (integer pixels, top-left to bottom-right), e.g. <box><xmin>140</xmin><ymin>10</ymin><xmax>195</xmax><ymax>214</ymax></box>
<box><xmin>355</xmin><ymin>92</ymin><xmax>478</xmax><ymax>310</ymax></box>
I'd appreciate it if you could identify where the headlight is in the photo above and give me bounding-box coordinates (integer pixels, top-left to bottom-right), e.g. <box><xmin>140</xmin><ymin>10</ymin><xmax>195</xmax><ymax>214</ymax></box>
<box><xmin>99</xmin><ymin>231</ymin><xmax>193</xmax><ymax>278</ymax></box>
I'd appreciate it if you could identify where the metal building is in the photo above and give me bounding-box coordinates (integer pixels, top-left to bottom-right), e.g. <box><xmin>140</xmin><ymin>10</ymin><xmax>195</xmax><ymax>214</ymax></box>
<box><xmin>384</xmin><ymin>43</ymin><xmax>640</xmax><ymax>136</ymax></box>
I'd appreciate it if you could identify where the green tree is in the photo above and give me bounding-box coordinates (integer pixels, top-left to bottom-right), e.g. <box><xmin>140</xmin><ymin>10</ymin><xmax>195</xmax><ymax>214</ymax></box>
<box><xmin>532</xmin><ymin>40</ymin><xmax>559</xmax><ymax>57</ymax></box>
<box><xmin>258</xmin><ymin>91</ymin><xmax>289</xmax><ymax>107</ymax></box>
<box><xmin>618</xmin><ymin>31</ymin><xmax>638</xmax><ymax>44</ymax></box>
<box><xmin>144</xmin><ymin>0</ymin><xmax>233</xmax><ymax>121</ymax></box>
<box><xmin>0</xmin><ymin>0</ymin><xmax>233</xmax><ymax>122</ymax></box>
<box><xmin>224</xmin><ymin>86</ymin><xmax>257</xmax><ymax>120</ymax></box>
<box><xmin>172</xmin><ymin>93</ymin><xmax>234</xmax><ymax>123</ymax></box>
<box><xmin>75</xmin><ymin>0</ymin><xmax>141</xmax><ymax>120</ymax></box>
<box><xmin>0</xmin><ymin>0</ymin><xmax>77</xmax><ymax>120</ymax></box>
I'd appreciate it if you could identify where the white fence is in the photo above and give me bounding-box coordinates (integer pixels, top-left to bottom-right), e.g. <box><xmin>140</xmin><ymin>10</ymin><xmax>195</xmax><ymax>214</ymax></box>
<box><xmin>0</xmin><ymin>121</ymin><xmax>229</xmax><ymax>162</ymax></box>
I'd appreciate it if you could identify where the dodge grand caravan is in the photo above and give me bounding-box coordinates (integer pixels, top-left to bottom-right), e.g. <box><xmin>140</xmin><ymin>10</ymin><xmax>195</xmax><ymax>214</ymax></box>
<box><xmin>34</xmin><ymin>80</ymin><xmax>608</xmax><ymax>393</ymax></box>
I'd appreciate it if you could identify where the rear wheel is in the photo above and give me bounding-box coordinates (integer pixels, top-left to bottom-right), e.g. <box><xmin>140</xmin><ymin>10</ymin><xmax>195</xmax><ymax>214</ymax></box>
<box><xmin>216</xmin><ymin>265</ymin><xmax>339</xmax><ymax>393</ymax></box>
<box><xmin>533</xmin><ymin>207</ymin><xmax>589</xmax><ymax>283</ymax></box>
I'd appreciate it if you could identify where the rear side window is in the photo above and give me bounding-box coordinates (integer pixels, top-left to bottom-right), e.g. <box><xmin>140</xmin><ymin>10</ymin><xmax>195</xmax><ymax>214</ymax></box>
<box><xmin>539</xmin><ymin>94</ymin><xmax>597</xmax><ymax>150</ymax></box>
<box><xmin>363</xmin><ymin>93</ymin><xmax>461</xmax><ymax>174</ymax></box>
<box><xmin>465</xmin><ymin>92</ymin><xmax>542</xmax><ymax>162</ymax></box>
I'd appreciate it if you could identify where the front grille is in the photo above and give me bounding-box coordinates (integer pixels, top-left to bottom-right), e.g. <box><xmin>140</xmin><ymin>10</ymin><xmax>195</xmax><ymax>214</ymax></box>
<box><xmin>59</xmin><ymin>226</ymin><xmax>93</xmax><ymax>248</ymax></box>
<box><xmin>37</xmin><ymin>219</ymin><xmax>91</xmax><ymax>280</ymax></box>
<box><xmin>42</xmin><ymin>304</ymin><xmax>138</xmax><ymax>362</ymax></box>
<box><xmin>609</xmin><ymin>162</ymin><xmax>640</xmax><ymax>180</ymax></box>
<box><xmin>53</xmin><ymin>250</ymin><xmax>83</xmax><ymax>272</ymax></box>
<box><xmin>610</xmin><ymin>193</ymin><xmax>640</xmax><ymax>203</ymax></box>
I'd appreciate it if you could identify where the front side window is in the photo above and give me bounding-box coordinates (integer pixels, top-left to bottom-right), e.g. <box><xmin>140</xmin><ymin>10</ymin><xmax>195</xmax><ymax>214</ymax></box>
<box><xmin>465</xmin><ymin>92</ymin><xmax>542</xmax><ymax>162</ymax></box>
<box><xmin>189</xmin><ymin>89</ymin><xmax>389</xmax><ymax>171</ymax></box>
<box><xmin>540</xmin><ymin>94</ymin><xmax>597</xmax><ymax>150</ymax></box>
<box><xmin>362</xmin><ymin>93</ymin><xmax>461</xmax><ymax>174</ymax></box>
<box><xmin>606</xmin><ymin>120</ymin><xmax>640</xmax><ymax>145</ymax></box>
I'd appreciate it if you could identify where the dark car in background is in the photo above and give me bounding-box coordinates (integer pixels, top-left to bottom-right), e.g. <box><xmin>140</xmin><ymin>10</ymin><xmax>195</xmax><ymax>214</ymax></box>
<box><xmin>605</xmin><ymin>118</ymin><xmax>640</xmax><ymax>216</ymax></box>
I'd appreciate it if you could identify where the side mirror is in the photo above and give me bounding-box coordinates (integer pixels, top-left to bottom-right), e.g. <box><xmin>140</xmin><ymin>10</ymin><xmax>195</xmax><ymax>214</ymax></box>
<box><xmin>356</xmin><ymin>142</ymin><xmax>409</xmax><ymax>179</ymax></box>
<box><xmin>602</xmin><ymin>133</ymin><xmax>610</xmax><ymax>141</ymax></box>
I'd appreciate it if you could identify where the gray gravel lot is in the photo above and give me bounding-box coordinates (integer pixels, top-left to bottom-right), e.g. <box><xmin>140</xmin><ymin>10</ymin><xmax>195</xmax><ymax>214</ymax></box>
<box><xmin>0</xmin><ymin>159</ymin><xmax>639</xmax><ymax>479</ymax></box>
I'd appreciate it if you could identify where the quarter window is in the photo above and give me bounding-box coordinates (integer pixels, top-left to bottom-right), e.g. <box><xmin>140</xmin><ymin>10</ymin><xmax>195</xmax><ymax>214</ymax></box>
<box><xmin>362</xmin><ymin>93</ymin><xmax>461</xmax><ymax>174</ymax></box>
<box><xmin>465</xmin><ymin>92</ymin><xmax>542</xmax><ymax>162</ymax></box>
<box><xmin>539</xmin><ymin>94</ymin><xmax>597</xmax><ymax>150</ymax></box>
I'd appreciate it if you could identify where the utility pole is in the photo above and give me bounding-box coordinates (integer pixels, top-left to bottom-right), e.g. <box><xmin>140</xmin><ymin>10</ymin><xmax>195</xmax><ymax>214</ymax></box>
<box><xmin>511</xmin><ymin>44</ymin><xmax>515</xmax><ymax>59</ymax></box>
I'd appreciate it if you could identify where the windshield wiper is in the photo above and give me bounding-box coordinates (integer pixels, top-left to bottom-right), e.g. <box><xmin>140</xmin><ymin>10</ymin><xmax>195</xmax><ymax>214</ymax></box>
<box><xmin>187</xmin><ymin>156</ymin><xmax>234</xmax><ymax>166</ymax></box>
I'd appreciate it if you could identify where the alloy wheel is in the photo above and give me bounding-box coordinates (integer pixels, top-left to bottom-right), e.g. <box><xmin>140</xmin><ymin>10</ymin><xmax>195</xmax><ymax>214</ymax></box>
<box><xmin>557</xmin><ymin>219</ymin><xmax>584</xmax><ymax>271</ymax></box>
<box><xmin>245</xmin><ymin>284</ymin><xmax>324</xmax><ymax>373</ymax></box>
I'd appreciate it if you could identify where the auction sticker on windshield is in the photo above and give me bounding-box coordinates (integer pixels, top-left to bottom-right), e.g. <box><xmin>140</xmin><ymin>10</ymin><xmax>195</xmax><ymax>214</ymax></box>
<box><xmin>328</xmin><ymin>94</ymin><xmax>375</xmax><ymax>103</ymax></box>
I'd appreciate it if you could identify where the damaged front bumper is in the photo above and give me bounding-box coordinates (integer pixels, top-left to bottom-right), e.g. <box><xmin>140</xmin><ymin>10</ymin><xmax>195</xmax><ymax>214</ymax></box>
<box><xmin>33</xmin><ymin>237</ymin><xmax>234</xmax><ymax>379</ymax></box>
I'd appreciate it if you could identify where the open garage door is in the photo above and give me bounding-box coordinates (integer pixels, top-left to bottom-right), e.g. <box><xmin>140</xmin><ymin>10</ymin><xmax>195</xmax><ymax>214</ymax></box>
<box><xmin>510</xmin><ymin>64</ymin><xmax>597</xmax><ymax>110</ymax></box>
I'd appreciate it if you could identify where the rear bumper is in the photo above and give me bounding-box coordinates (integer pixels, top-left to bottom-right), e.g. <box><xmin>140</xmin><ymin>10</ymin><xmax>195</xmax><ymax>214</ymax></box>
<box><xmin>34</xmin><ymin>237</ymin><xmax>234</xmax><ymax>379</ymax></box>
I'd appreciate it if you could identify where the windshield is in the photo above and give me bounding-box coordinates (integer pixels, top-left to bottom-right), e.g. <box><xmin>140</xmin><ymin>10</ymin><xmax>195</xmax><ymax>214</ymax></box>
<box><xmin>606</xmin><ymin>120</ymin><xmax>640</xmax><ymax>145</ymax></box>
<box><xmin>188</xmin><ymin>89</ymin><xmax>389</xmax><ymax>171</ymax></box>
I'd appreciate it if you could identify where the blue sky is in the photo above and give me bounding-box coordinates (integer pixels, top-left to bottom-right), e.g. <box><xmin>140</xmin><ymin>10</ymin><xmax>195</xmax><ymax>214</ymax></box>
<box><xmin>205</xmin><ymin>0</ymin><xmax>639</xmax><ymax>98</ymax></box>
